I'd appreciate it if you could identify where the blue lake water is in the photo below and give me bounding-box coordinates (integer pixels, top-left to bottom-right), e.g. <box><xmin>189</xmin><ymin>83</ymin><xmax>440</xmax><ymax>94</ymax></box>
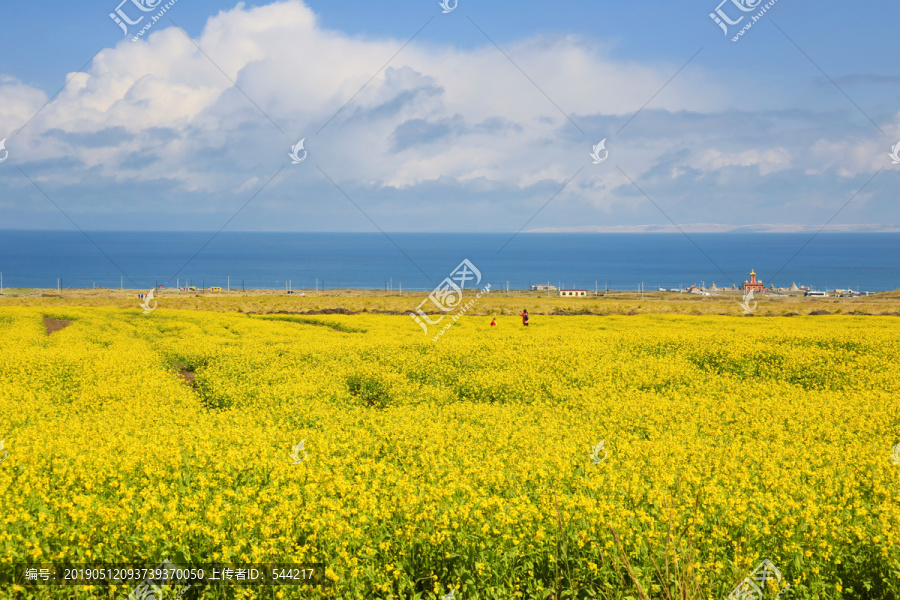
<box><xmin>0</xmin><ymin>230</ymin><xmax>898</xmax><ymax>292</ymax></box>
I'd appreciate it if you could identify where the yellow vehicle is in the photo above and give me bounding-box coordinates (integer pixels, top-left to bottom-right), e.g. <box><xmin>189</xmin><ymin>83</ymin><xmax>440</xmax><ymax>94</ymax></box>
<box><xmin>187</xmin><ymin>286</ymin><xmax>196</xmax><ymax>291</ymax></box>
<box><xmin>210</xmin><ymin>286</ymin><xmax>223</xmax><ymax>292</ymax></box>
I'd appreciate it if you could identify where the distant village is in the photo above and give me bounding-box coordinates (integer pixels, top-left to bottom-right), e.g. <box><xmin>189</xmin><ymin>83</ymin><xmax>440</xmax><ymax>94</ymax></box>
<box><xmin>530</xmin><ymin>270</ymin><xmax>877</xmax><ymax>298</ymax></box>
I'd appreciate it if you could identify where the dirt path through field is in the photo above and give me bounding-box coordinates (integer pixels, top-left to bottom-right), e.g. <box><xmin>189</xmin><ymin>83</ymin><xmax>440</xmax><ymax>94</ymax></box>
<box><xmin>43</xmin><ymin>318</ymin><xmax>71</xmax><ymax>335</ymax></box>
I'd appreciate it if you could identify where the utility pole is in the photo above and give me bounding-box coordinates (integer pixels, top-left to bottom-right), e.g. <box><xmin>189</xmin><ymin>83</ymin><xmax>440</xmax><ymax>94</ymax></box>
<box><xmin>506</xmin><ymin>280</ymin><xmax>509</xmax><ymax>295</ymax></box>
<box><xmin>227</xmin><ymin>276</ymin><xmax>230</xmax><ymax>293</ymax></box>
<box><xmin>316</xmin><ymin>278</ymin><xmax>318</xmax><ymax>293</ymax></box>
<box><xmin>399</xmin><ymin>283</ymin><xmax>401</xmax><ymax>295</ymax></box>
<box><xmin>0</xmin><ymin>272</ymin><xmax>3</xmax><ymax>295</ymax></box>
<box><xmin>58</xmin><ymin>278</ymin><xmax>60</xmax><ymax>294</ymax></box>
<box><xmin>390</xmin><ymin>277</ymin><xmax>392</xmax><ymax>294</ymax></box>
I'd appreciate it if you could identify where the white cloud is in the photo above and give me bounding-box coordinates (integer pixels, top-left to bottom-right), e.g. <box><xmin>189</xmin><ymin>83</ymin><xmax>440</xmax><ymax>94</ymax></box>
<box><xmin>0</xmin><ymin>0</ymin><xmax>895</xmax><ymax>231</ymax></box>
<box><xmin>686</xmin><ymin>147</ymin><xmax>792</xmax><ymax>176</ymax></box>
<box><xmin>805</xmin><ymin>119</ymin><xmax>900</xmax><ymax>177</ymax></box>
<box><xmin>0</xmin><ymin>77</ymin><xmax>48</xmax><ymax>132</ymax></box>
<box><xmin>1</xmin><ymin>1</ymin><xmax>730</xmax><ymax>192</ymax></box>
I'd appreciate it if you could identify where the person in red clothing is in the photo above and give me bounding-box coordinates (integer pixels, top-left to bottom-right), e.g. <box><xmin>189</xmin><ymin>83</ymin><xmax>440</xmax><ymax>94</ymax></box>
<box><xmin>518</xmin><ymin>309</ymin><xmax>529</xmax><ymax>326</ymax></box>
<box><xmin>490</xmin><ymin>318</ymin><xmax>497</xmax><ymax>327</ymax></box>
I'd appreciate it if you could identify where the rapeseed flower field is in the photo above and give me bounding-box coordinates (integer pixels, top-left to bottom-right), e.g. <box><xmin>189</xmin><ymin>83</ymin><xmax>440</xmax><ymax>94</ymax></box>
<box><xmin>0</xmin><ymin>306</ymin><xmax>898</xmax><ymax>599</ymax></box>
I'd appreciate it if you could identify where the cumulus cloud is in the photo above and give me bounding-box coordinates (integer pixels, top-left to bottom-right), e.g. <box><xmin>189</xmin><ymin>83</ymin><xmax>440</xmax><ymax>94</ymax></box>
<box><xmin>2</xmin><ymin>2</ymin><xmax>723</xmax><ymax>186</ymax></box>
<box><xmin>0</xmin><ymin>0</ymin><xmax>897</xmax><ymax>231</ymax></box>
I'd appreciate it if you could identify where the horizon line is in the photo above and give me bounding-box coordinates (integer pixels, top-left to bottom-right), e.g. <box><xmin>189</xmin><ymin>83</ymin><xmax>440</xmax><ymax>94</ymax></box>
<box><xmin>2</xmin><ymin>224</ymin><xmax>900</xmax><ymax>234</ymax></box>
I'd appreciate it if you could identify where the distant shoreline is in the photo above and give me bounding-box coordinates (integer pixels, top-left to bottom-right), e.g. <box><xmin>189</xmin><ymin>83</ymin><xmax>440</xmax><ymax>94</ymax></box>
<box><xmin>3</xmin><ymin>288</ymin><xmax>899</xmax><ymax>320</ymax></box>
<box><xmin>1</xmin><ymin>287</ymin><xmax>893</xmax><ymax>295</ymax></box>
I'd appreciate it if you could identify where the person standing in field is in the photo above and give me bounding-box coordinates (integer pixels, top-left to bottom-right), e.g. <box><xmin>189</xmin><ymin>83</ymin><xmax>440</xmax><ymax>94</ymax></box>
<box><xmin>491</xmin><ymin>317</ymin><xmax>497</xmax><ymax>327</ymax></box>
<box><xmin>518</xmin><ymin>309</ymin><xmax>529</xmax><ymax>326</ymax></box>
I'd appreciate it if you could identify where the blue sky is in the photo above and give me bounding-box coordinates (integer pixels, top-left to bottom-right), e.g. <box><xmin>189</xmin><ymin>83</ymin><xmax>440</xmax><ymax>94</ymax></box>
<box><xmin>0</xmin><ymin>0</ymin><xmax>898</xmax><ymax>232</ymax></box>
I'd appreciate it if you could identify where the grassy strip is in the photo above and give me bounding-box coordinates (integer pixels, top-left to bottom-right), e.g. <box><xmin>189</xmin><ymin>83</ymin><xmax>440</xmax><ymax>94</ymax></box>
<box><xmin>251</xmin><ymin>313</ymin><xmax>368</xmax><ymax>333</ymax></box>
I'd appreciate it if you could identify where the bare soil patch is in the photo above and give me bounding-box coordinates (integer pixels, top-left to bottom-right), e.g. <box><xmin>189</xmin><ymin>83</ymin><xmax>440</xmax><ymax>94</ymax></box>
<box><xmin>43</xmin><ymin>318</ymin><xmax>71</xmax><ymax>335</ymax></box>
<box><xmin>273</xmin><ymin>308</ymin><xmax>355</xmax><ymax>316</ymax></box>
<box><xmin>365</xmin><ymin>308</ymin><xmax>412</xmax><ymax>315</ymax></box>
<box><xmin>175</xmin><ymin>364</ymin><xmax>196</xmax><ymax>387</ymax></box>
<box><xmin>256</xmin><ymin>307</ymin><xmax>409</xmax><ymax>316</ymax></box>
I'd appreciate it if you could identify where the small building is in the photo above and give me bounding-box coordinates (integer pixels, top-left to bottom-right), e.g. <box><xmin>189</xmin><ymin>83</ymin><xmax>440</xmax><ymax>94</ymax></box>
<box><xmin>742</xmin><ymin>270</ymin><xmax>765</xmax><ymax>292</ymax></box>
<box><xmin>559</xmin><ymin>289</ymin><xmax>587</xmax><ymax>297</ymax></box>
<box><xmin>210</xmin><ymin>286</ymin><xmax>222</xmax><ymax>292</ymax></box>
<box><xmin>531</xmin><ymin>283</ymin><xmax>557</xmax><ymax>292</ymax></box>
